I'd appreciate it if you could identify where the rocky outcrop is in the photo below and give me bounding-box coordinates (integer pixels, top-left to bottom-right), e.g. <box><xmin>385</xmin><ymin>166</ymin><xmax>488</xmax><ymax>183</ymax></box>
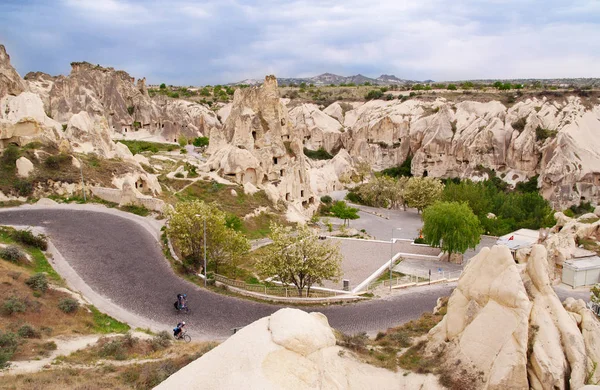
<box><xmin>24</xmin><ymin>62</ymin><xmax>220</xmax><ymax>142</ymax></box>
<box><xmin>292</xmin><ymin>96</ymin><xmax>600</xmax><ymax>209</ymax></box>
<box><xmin>0</xmin><ymin>92</ymin><xmax>63</xmax><ymax>148</ymax></box>
<box><xmin>205</xmin><ymin>76</ymin><xmax>317</xmax><ymax>216</ymax></box>
<box><xmin>156</xmin><ymin>308</ymin><xmax>442</xmax><ymax>390</ymax></box>
<box><xmin>0</xmin><ymin>45</ymin><xmax>26</xmax><ymax>98</ymax></box>
<box><xmin>428</xmin><ymin>244</ymin><xmax>600</xmax><ymax>389</ymax></box>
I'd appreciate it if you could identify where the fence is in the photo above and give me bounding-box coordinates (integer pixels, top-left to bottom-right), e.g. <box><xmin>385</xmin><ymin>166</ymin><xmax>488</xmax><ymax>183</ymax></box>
<box><xmin>365</xmin><ymin>269</ymin><xmax>463</xmax><ymax>291</ymax></box>
<box><xmin>213</xmin><ymin>274</ymin><xmax>346</xmax><ymax>298</ymax></box>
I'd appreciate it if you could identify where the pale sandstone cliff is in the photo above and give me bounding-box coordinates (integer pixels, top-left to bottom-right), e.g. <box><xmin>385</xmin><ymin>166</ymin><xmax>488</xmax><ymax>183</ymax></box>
<box><xmin>428</xmin><ymin>244</ymin><xmax>600</xmax><ymax>389</ymax></box>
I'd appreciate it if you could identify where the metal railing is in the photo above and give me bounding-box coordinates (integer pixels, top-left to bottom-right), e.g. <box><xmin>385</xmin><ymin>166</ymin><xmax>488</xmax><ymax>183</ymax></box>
<box><xmin>213</xmin><ymin>274</ymin><xmax>344</xmax><ymax>298</ymax></box>
<box><xmin>366</xmin><ymin>269</ymin><xmax>463</xmax><ymax>291</ymax></box>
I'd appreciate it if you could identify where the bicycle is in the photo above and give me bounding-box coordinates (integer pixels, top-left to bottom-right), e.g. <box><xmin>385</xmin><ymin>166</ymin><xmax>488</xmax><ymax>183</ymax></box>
<box><xmin>175</xmin><ymin>331</ymin><xmax>191</xmax><ymax>343</ymax></box>
<box><xmin>173</xmin><ymin>302</ymin><xmax>191</xmax><ymax>315</ymax></box>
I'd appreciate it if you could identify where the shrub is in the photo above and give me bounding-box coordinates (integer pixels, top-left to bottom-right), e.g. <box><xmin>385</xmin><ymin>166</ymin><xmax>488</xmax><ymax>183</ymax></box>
<box><xmin>365</xmin><ymin>90</ymin><xmax>384</xmax><ymax>100</ymax></box>
<box><xmin>99</xmin><ymin>338</ymin><xmax>127</xmax><ymax>360</ymax></box>
<box><xmin>18</xmin><ymin>324</ymin><xmax>41</xmax><ymax>338</ymax></box>
<box><xmin>44</xmin><ymin>154</ymin><xmax>71</xmax><ymax>170</ymax></box>
<box><xmin>192</xmin><ymin>136</ymin><xmax>209</xmax><ymax>147</ymax></box>
<box><xmin>512</xmin><ymin>117</ymin><xmax>527</xmax><ymax>132</ymax></box>
<box><xmin>150</xmin><ymin>331</ymin><xmax>172</xmax><ymax>351</ymax></box>
<box><xmin>413</xmin><ymin>237</ymin><xmax>426</xmax><ymax>244</ymax></box>
<box><xmin>174</xmin><ymin>172</ymin><xmax>184</xmax><ymax>178</ymax></box>
<box><xmin>14</xmin><ymin>180</ymin><xmax>33</xmax><ymax>196</ymax></box>
<box><xmin>178</xmin><ymin>136</ymin><xmax>188</xmax><ymax>147</ymax></box>
<box><xmin>12</xmin><ymin>229</ymin><xmax>48</xmax><ymax>250</ymax></box>
<box><xmin>337</xmin><ymin>332</ymin><xmax>368</xmax><ymax>352</ymax></box>
<box><xmin>2</xmin><ymin>296</ymin><xmax>26</xmax><ymax>315</ymax></box>
<box><xmin>0</xmin><ymin>331</ymin><xmax>18</xmax><ymax>368</ymax></box>
<box><xmin>1</xmin><ymin>144</ymin><xmax>20</xmax><ymax>167</ymax></box>
<box><xmin>320</xmin><ymin>195</ymin><xmax>333</xmax><ymax>204</ymax></box>
<box><xmin>25</xmin><ymin>273</ymin><xmax>49</xmax><ymax>293</ymax></box>
<box><xmin>535</xmin><ymin>125</ymin><xmax>558</xmax><ymax>142</ymax></box>
<box><xmin>58</xmin><ymin>298</ymin><xmax>79</xmax><ymax>313</ymax></box>
<box><xmin>0</xmin><ymin>245</ymin><xmax>25</xmax><ymax>262</ymax></box>
<box><xmin>303</xmin><ymin>147</ymin><xmax>333</xmax><ymax>160</ymax></box>
<box><xmin>446</xmin><ymin>84</ymin><xmax>457</xmax><ymax>90</ymax></box>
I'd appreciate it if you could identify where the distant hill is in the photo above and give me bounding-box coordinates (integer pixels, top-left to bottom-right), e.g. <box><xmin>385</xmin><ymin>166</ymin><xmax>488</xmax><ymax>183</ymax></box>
<box><xmin>230</xmin><ymin>73</ymin><xmax>420</xmax><ymax>86</ymax></box>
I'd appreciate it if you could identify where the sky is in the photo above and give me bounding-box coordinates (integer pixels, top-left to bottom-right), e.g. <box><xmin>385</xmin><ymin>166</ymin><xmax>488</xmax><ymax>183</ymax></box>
<box><xmin>1</xmin><ymin>0</ymin><xmax>599</xmax><ymax>85</ymax></box>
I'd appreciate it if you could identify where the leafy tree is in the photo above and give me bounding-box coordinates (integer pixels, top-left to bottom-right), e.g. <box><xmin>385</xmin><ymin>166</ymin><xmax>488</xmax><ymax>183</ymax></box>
<box><xmin>355</xmin><ymin>161</ymin><xmax>372</xmax><ymax>182</ymax></box>
<box><xmin>330</xmin><ymin>201</ymin><xmax>360</xmax><ymax>226</ymax></box>
<box><xmin>193</xmin><ymin>136</ymin><xmax>209</xmax><ymax>147</ymax></box>
<box><xmin>403</xmin><ymin>177</ymin><xmax>444</xmax><ymax>213</ymax></box>
<box><xmin>200</xmin><ymin>87</ymin><xmax>211</xmax><ymax>96</ymax></box>
<box><xmin>356</xmin><ymin>176</ymin><xmax>408</xmax><ymax>209</ymax></box>
<box><xmin>422</xmin><ymin>201</ymin><xmax>482</xmax><ymax>255</ymax></box>
<box><xmin>167</xmin><ymin>201</ymin><xmax>250</xmax><ymax>274</ymax></box>
<box><xmin>447</xmin><ymin>84</ymin><xmax>457</xmax><ymax>90</ymax></box>
<box><xmin>442</xmin><ymin>180</ymin><xmax>493</xmax><ymax>217</ymax></box>
<box><xmin>159</xmin><ymin>83</ymin><xmax>166</xmax><ymax>90</ymax></box>
<box><xmin>591</xmin><ymin>284</ymin><xmax>600</xmax><ymax>304</ymax></box>
<box><xmin>256</xmin><ymin>223</ymin><xmax>342</xmax><ymax>296</ymax></box>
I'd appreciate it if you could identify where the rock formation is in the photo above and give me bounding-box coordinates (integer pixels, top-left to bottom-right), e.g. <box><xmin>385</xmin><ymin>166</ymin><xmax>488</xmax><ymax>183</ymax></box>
<box><xmin>156</xmin><ymin>308</ymin><xmax>442</xmax><ymax>389</ymax></box>
<box><xmin>205</xmin><ymin>76</ymin><xmax>317</xmax><ymax>218</ymax></box>
<box><xmin>0</xmin><ymin>45</ymin><xmax>26</xmax><ymax>98</ymax></box>
<box><xmin>428</xmin><ymin>244</ymin><xmax>600</xmax><ymax>389</ymax></box>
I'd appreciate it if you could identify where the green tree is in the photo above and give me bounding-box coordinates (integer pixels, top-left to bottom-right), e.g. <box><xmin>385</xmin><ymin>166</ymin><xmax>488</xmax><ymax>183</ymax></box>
<box><xmin>403</xmin><ymin>177</ymin><xmax>444</xmax><ymax>213</ymax></box>
<box><xmin>422</xmin><ymin>201</ymin><xmax>482</xmax><ymax>255</ymax></box>
<box><xmin>355</xmin><ymin>161</ymin><xmax>372</xmax><ymax>182</ymax></box>
<box><xmin>256</xmin><ymin>223</ymin><xmax>342</xmax><ymax>296</ymax></box>
<box><xmin>167</xmin><ymin>201</ymin><xmax>250</xmax><ymax>274</ymax></box>
<box><xmin>330</xmin><ymin>201</ymin><xmax>360</xmax><ymax>226</ymax></box>
<box><xmin>159</xmin><ymin>83</ymin><xmax>166</xmax><ymax>90</ymax></box>
<box><xmin>365</xmin><ymin>89</ymin><xmax>384</xmax><ymax>100</ymax></box>
<box><xmin>591</xmin><ymin>284</ymin><xmax>600</xmax><ymax>304</ymax></box>
<box><xmin>447</xmin><ymin>84</ymin><xmax>458</xmax><ymax>90</ymax></box>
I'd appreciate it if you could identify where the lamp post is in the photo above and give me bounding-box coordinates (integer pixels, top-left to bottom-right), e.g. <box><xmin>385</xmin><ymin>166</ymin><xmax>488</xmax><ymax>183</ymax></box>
<box><xmin>195</xmin><ymin>214</ymin><xmax>207</xmax><ymax>286</ymax></box>
<box><xmin>77</xmin><ymin>157</ymin><xmax>86</xmax><ymax>202</ymax></box>
<box><xmin>390</xmin><ymin>228</ymin><xmax>402</xmax><ymax>291</ymax></box>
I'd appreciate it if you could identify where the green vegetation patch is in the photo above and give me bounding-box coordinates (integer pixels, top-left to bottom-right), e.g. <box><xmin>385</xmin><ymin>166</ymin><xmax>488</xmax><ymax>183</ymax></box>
<box><xmin>117</xmin><ymin>140</ymin><xmax>178</xmax><ymax>155</ymax></box>
<box><xmin>303</xmin><ymin>147</ymin><xmax>333</xmax><ymax>160</ymax></box>
<box><xmin>89</xmin><ymin>306</ymin><xmax>130</xmax><ymax>334</ymax></box>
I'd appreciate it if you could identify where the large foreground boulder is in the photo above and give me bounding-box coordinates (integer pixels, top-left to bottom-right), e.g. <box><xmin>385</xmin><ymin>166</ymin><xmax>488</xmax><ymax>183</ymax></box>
<box><xmin>156</xmin><ymin>308</ymin><xmax>441</xmax><ymax>390</ymax></box>
<box><xmin>428</xmin><ymin>244</ymin><xmax>600</xmax><ymax>389</ymax></box>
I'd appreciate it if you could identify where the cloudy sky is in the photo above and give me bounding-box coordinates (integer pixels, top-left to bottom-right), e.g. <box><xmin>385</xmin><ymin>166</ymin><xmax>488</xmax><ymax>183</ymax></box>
<box><xmin>1</xmin><ymin>0</ymin><xmax>599</xmax><ymax>85</ymax></box>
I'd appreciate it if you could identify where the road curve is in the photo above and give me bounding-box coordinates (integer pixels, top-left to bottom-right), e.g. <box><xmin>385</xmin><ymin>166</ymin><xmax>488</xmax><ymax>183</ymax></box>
<box><xmin>0</xmin><ymin>207</ymin><xmax>456</xmax><ymax>338</ymax></box>
<box><xmin>0</xmin><ymin>207</ymin><xmax>587</xmax><ymax>339</ymax></box>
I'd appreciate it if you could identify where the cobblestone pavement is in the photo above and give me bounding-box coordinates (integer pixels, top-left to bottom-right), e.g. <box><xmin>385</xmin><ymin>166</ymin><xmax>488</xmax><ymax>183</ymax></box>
<box><xmin>0</xmin><ymin>207</ymin><xmax>455</xmax><ymax>339</ymax></box>
<box><xmin>0</xmin><ymin>207</ymin><xmax>589</xmax><ymax>341</ymax></box>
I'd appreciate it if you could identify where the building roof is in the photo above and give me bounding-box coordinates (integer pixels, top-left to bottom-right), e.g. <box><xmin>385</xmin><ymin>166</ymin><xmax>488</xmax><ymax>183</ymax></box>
<box><xmin>564</xmin><ymin>256</ymin><xmax>600</xmax><ymax>271</ymax></box>
<box><xmin>496</xmin><ymin>229</ymin><xmax>540</xmax><ymax>251</ymax></box>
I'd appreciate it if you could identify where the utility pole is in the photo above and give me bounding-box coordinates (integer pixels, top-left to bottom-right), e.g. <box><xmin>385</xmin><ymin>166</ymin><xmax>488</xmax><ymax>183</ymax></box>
<box><xmin>390</xmin><ymin>228</ymin><xmax>402</xmax><ymax>291</ymax></box>
<box><xmin>78</xmin><ymin>158</ymin><xmax>86</xmax><ymax>202</ymax></box>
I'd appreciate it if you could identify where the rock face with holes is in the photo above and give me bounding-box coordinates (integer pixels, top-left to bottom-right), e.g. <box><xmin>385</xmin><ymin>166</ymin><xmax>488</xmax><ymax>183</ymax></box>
<box><xmin>155</xmin><ymin>308</ymin><xmax>442</xmax><ymax>390</ymax></box>
<box><xmin>427</xmin><ymin>244</ymin><xmax>600</xmax><ymax>390</ymax></box>
<box><xmin>23</xmin><ymin>62</ymin><xmax>220</xmax><ymax>143</ymax></box>
<box><xmin>288</xmin><ymin>96</ymin><xmax>600</xmax><ymax>209</ymax></box>
<box><xmin>205</xmin><ymin>76</ymin><xmax>317</xmax><ymax>217</ymax></box>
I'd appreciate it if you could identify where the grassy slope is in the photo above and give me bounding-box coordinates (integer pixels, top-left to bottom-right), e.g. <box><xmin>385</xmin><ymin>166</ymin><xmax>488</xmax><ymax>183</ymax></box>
<box><xmin>0</xmin><ymin>228</ymin><xmax>129</xmax><ymax>363</ymax></box>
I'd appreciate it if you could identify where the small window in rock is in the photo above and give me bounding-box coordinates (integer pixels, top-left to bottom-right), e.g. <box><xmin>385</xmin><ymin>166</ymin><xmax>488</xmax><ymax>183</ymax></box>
<box><xmin>252</xmin><ymin>131</ymin><xmax>257</xmax><ymax>141</ymax></box>
<box><xmin>273</xmin><ymin>157</ymin><xmax>278</xmax><ymax>165</ymax></box>
<box><xmin>174</xmin><ymin>139</ymin><xmax>177</xmax><ymax>142</ymax></box>
<box><xmin>423</xmin><ymin>170</ymin><xmax>428</xmax><ymax>177</ymax></box>
<box><xmin>300</xmin><ymin>190</ymin><xmax>304</xmax><ymax>198</ymax></box>
<box><xmin>281</xmin><ymin>118</ymin><xmax>285</xmax><ymax>126</ymax></box>
<box><xmin>286</xmin><ymin>193</ymin><xmax>290</xmax><ymax>201</ymax></box>
<box><xmin>280</xmin><ymin>169</ymin><xmax>284</xmax><ymax>176</ymax></box>
<box><xmin>135</xmin><ymin>182</ymin><xmax>138</xmax><ymax>188</ymax></box>
<box><xmin>162</xmin><ymin>124</ymin><xmax>164</xmax><ymax>128</ymax></box>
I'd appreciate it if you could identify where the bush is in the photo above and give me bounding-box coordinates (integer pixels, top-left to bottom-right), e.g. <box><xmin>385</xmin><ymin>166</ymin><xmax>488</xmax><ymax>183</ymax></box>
<box><xmin>303</xmin><ymin>147</ymin><xmax>333</xmax><ymax>160</ymax></box>
<box><xmin>345</xmin><ymin>191</ymin><xmax>363</xmax><ymax>204</ymax></box>
<box><xmin>0</xmin><ymin>245</ymin><xmax>25</xmax><ymax>262</ymax></box>
<box><xmin>320</xmin><ymin>195</ymin><xmax>333</xmax><ymax>204</ymax></box>
<box><xmin>17</xmin><ymin>324</ymin><xmax>41</xmax><ymax>339</ymax></box>
<box><xmin>512</xmin><ymin>117</ymin><xmax>527</xmax><ymax>132</ymax></box>
<box><xmin>1</xmin><ymin>144</ymin><xmax>20</xmax><ymax>167</ymax></box>
<box><xmin>150</xmin><ymin>331</ymin><xmax>172</xmax><ymax>351</ymax></box>
<box><xmin>2</xmin><ymin>296</ymin><xmax>26</xmax><ymax>315</ymax></box>
<box><xmin>446</xmin><ymin>84</ymin><xmax>457</xmax><ymax>90</ymax></box>
<box><xmin>44</xmin><ymin>154</ymin><xmax>71</xmax><ymax>170</ymax></box>
<box><xmin>12</xmin><ymin>229</ymin><xmax>48</xmax><ymax>250</ymax></box>
<box><xmin>178</xmin><ymin>136</ymin><xmax>188</xmax><ymax>147</ymax></box>
<box><xmin>174</xmin><ymin>172</ymin><xmax>184</xmax><ymax>178</ymax></box>
<box><xmin>365</xmin><ymin>89</ymin><xmax>384</xmax><ymax>100</ymax></box>
<box><xmin>99</xmin><ymin>338</ymin><xmax>127</xmax><ymax>360</ymax></box>
<box><xmin>58</xmin><ymin>298</ymin><xmax>79</xmax><ymax>313</ymax></box>
<box><xmin>25</xmin><ymin>273</ymin><xmax>49</xmax><ymax>293</ymax></box>
<box><xmin>413</xmin><ymin>237</ymin><xmax>426</xmax><ymax>244</ymax></box>
<box><xmin>192</xmin><ymin>137</ymin><xmax>209</xmax><ymax>147</ymax></box>
<box><xmin>0</xmin><ymin>331</ymin><xmax>18</xmax><ymax>368</ymax></box>
<box><xmin>13</xmin><ymin>180</ymin><xmax>33</xmax><ymax>196</ymax></box>
<box><xmin>535</xmin><ymin>125</ymin><xmax>557</xmax><ymax>142</ymax></box>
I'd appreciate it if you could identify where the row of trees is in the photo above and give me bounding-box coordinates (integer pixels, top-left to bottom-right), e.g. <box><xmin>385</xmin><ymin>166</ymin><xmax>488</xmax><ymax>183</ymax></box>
<box><xmin>167</xmin><ymin>200</ymin><xmax>343</xmax><ymax>297</ymax></box>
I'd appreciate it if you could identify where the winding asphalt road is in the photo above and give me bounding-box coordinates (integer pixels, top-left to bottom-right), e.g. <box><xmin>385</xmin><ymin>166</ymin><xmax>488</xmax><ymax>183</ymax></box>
<box><xmin>0</xmin><ymin>207</ymin><xmax>454</xmax><ymax>339</ymax></box>
<box><xmin>0</xmin><ymin>207</ymin><xmax>589</xmax><ymax>340</ymax></box>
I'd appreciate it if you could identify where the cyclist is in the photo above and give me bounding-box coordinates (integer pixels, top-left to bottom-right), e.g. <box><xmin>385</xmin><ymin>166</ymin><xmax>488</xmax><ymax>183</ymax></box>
<box><xmin>175</xmin><ymin>293</ymin><xmax>187</xmax><ymax>311</ymax></box>
<box><xmin>173</xmin><ymin>321</ymin><xmax>186</xmax><ymax>339</ymax></box>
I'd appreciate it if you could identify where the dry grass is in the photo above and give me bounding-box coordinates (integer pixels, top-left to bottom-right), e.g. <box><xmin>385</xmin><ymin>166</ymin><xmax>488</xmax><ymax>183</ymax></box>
<box><xmin>0</xmin><ymin>236</ymin><xmax>129</xmax><ymax>363</ymax></box>
<box><xmin>0</xmin><ymin>342</ymin><xmax>217</xmax><ymax>390</ymax></box>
